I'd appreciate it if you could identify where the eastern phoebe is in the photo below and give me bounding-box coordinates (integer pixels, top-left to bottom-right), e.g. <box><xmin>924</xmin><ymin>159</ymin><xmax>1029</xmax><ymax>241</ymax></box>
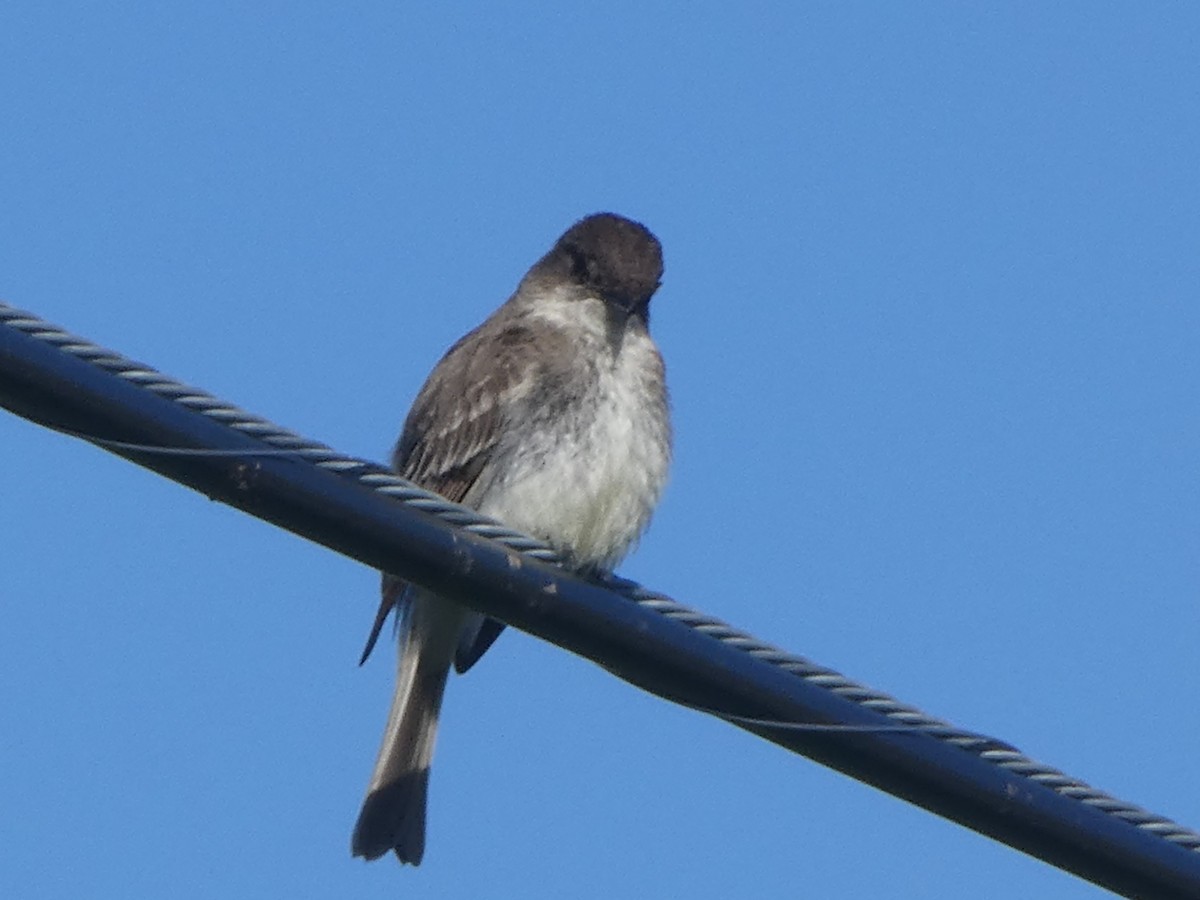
<box><xmin>351</xmin><ymin>213</ymin><xmax>672</xmax><ymax>865</ymax></box>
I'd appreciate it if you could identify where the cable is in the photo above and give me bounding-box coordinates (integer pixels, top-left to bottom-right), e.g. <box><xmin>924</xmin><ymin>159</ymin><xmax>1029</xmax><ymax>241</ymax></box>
<box><xmin>1</xmin><ymin>300</ymin><xmax>1198</xmax><ymax>898</ymax></box>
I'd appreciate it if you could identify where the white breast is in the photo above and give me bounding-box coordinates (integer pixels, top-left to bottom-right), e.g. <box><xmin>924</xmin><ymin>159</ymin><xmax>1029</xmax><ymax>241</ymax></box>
<box><xmin>477</xmin><ymin>302</ymin><xmax>670</xmax><ymax>570</ymax></box>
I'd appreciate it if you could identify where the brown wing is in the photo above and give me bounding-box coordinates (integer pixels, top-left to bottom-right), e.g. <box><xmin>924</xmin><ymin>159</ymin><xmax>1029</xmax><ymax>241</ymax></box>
<box><xmin>358</xmin><ymin>317</ymin><xmax>550</xmax><ymax>665</ymax></box>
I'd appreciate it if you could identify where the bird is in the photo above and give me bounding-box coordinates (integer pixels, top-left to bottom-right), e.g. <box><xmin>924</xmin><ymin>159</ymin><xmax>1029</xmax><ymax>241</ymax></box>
<box><xmin>351</xmin><ymin>212</ymin><xmax>673</xmax><ymax>865</ymax></box>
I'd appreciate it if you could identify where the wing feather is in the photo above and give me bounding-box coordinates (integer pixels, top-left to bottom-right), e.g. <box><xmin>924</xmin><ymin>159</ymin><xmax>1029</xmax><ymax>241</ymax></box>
<box><xmin>358</xmin><ymin>318</ymin><xmax>554</xmax><ymax>665</ymax></box>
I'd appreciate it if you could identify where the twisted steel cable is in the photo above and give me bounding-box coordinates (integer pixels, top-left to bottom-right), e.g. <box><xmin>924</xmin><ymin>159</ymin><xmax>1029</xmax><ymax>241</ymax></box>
<box><xmin>2</xmin><ymin>299</ymin><xmax>1197</xmax><ymax>857</ymax></box>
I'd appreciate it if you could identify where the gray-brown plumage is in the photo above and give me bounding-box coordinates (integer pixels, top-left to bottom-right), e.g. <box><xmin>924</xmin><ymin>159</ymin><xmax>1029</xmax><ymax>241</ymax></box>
<box><xmin>352</xmin><ymin>213</ymin><xmax>671</xmax><ymax>865</ymax></box>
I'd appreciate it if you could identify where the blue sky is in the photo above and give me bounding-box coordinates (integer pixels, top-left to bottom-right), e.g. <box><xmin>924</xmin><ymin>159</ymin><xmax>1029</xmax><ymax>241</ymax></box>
<box><xmin>2</xmin><ymin>4</ymin><xmax>1198</xmax><ymax>897</ymax></box>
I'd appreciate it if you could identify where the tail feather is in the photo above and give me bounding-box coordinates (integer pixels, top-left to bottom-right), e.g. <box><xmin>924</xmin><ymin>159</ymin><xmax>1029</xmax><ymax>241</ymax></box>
<box><xmin>352</xmin><ymin>592</ymin><xmax>462</xmax><ymax>864</ymax></box>
<box><xmin>353</xmin><ymin>769</ymin><xmax>432</xmax><ymax>863</ymax></box>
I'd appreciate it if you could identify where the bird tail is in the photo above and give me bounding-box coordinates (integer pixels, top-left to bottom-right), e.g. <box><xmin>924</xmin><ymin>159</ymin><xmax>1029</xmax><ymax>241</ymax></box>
<box><xmin>352</xmin><ymin>592</ymin><xmax>462</xmax><ymax>865</ymax></box>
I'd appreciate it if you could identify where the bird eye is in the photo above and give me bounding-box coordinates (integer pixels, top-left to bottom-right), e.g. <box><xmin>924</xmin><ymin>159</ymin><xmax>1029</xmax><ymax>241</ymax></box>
<box><xmin>565</xmin><ymin>244</ymin><xmax>595</xmax><ymax>283</ymax></box>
